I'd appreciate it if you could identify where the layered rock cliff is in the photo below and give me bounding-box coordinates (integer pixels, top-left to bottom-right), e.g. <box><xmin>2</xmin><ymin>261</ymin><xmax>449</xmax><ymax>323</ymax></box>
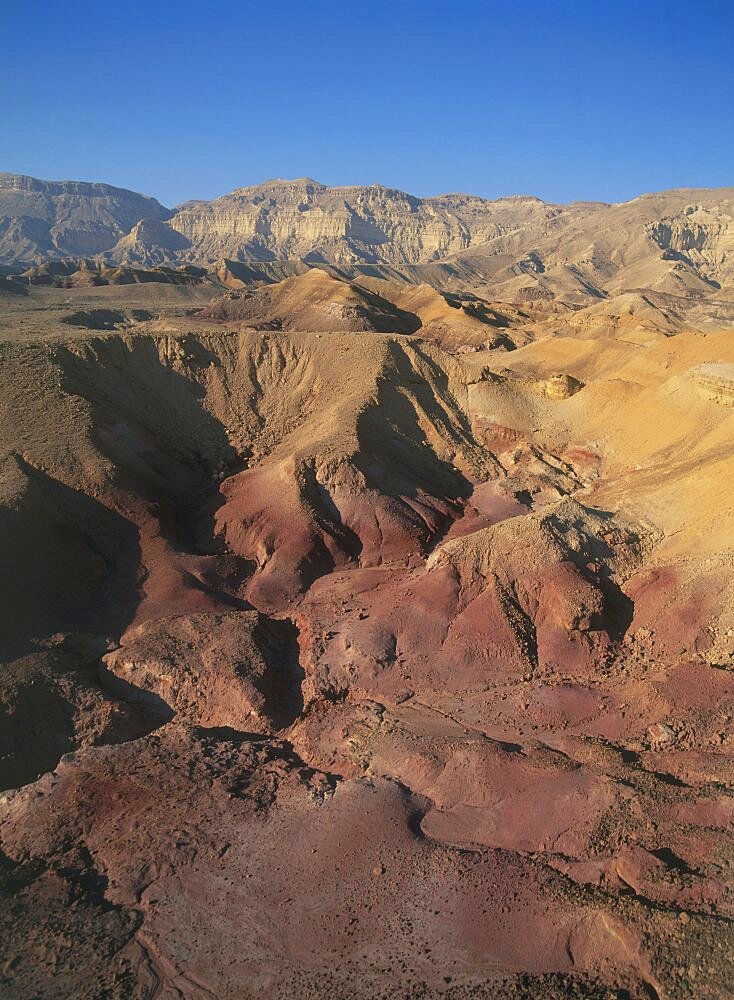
<box><xmin>166</xmin><ymin>178</ymin><xmax>553</xmax><ymax>265</ymax></box>
<box><xmin>0</xmin><ymin>173</ymin><xmax>170</xmax><ymax>261</ymax></box>
<box><xmin>3</xmin><ymin>173</ymin><xmax>734</xmax><ymax>316</ymax></box>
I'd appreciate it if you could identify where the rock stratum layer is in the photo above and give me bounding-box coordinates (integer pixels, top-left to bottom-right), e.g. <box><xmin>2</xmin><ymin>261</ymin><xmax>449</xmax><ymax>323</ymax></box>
<box><xmin>1</xmin><ymin>182</ymin><xmax>734</xmax><ymax>999</ymax></box>
<box><xmin>3</xmin><ymin>173</ymin><xmax>734</xmax><ymax>316</ymax></box>
<box><xmin>0</xmin><ymin>173</ymin><xmax>171</xmax><ymax>261</ymax></box>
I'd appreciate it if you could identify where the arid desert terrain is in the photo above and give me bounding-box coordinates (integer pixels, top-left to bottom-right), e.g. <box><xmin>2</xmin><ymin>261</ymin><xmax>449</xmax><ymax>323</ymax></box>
<box><xmin>1</xmin><ymin>173</ymin><xmax>734</xmax><ymax>999</ymax></box>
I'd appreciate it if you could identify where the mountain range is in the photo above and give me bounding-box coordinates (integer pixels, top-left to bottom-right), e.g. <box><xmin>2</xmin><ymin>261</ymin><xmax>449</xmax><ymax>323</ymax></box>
<box><xmin>2</xmin><ymin>172</ymin><xmax>733</xmax><ymax>310</ymax></box>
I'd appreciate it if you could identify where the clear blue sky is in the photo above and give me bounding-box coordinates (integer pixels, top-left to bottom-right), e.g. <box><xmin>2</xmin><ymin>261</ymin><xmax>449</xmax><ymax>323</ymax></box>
<box><xmin>1</xmin><ymin>0</ymin><xmax>732</xmax><ymax>207</ymax></box>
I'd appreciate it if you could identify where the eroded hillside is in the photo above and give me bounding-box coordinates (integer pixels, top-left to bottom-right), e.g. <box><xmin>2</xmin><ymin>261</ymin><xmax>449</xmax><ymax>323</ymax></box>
<box><xmin>1</xmin><ymin>259</ymin><xmax>733</xmax><ymax>1000</ymax></box>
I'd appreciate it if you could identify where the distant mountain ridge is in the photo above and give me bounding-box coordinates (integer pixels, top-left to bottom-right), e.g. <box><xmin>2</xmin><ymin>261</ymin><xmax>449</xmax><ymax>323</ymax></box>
<box><xmin>0</xmin><ymin>173</ymin><xmax>171</xmax><ymax>261</ymax></box>
<box><xmin>1</xmin><ymin>172</ymin><xmax>733</xmax><ymax>308</ymax></box>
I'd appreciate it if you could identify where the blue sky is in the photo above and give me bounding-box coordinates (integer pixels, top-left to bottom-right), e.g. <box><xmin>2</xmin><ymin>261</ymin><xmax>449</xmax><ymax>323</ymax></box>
<box><xmin>1</xmin><ymin>0</ymin><xmax>732</xmax><ymax>206</ymax></box>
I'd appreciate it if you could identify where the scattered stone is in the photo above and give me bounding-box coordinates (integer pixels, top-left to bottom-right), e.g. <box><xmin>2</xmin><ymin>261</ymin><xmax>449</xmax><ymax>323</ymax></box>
<box><xmin>648</xmin><ymin>722</ymin><xmax>677</xmax><ymax>747</ymax></box>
